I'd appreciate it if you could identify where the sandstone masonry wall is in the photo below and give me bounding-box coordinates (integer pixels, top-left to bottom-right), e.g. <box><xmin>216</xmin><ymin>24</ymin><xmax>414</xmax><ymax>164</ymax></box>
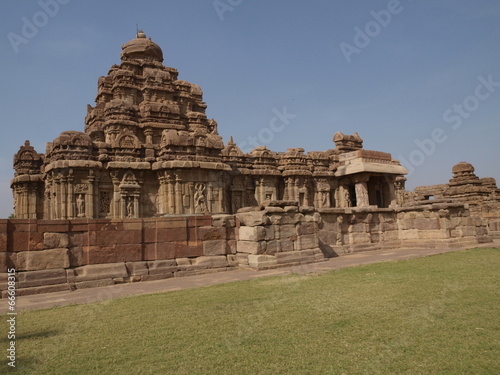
<box><xmin>0</xmin><ymin>216</ymin><xmax>237</xmax><ymax>297</ymax></box>
<box><xmin>0</xmin><ymin>202</ymin><xmax>495</xmax><ymax>298</ymax></box>
<box><xmin>318</xmin><ymin>203</ymin><xmax>491</xmax><ymax>257</ymax></box>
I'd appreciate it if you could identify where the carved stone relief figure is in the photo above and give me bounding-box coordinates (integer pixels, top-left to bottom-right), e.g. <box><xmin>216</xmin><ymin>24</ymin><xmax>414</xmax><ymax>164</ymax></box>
<box><xmin>77</xmin><ymin>194</ymin><xmax>85</xmax><ymax>217</ymax></box>
<box><xmin>194</xmin><ymin>183</ymin><xmax>207</xmax><ymax>213</ymax></box>
<box><xmin>321</xmin><ymin>191</ymin><xmax>328</xmax><ymax>207</ymax></box>
<box><xmin>343</xmin><ymin>187</ymin><xmax>351</xmax><ymax>208</ymax></box>
<box><xmin>127</xmin><ymin>197</ymin><xmax>134</xmax><ymax>218</ymax></box>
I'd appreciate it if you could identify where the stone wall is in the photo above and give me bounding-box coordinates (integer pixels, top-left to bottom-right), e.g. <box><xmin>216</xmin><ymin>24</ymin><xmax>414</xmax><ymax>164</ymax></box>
<box><xmin>318</xmin><ymin>203</ymin><xmax>491</xmax><ymax>256</ymax></box>
<box><xmin>234</xmin><ymin>203</ymin><xmax>325</xmax><ymax>270</ymax></box>
<box><xmin>480</xmin><ymin>204</ymin><xmax>500</xmax><ymax>239</ymax></box>
<box><xmin>0</xmin><ymin>201</ymin><xmax>495</xmax><ymax>298</ymax></box>
<box><xmin>0</xmin><ymin>216</ymin><xmax>237</xmax><ymax>297</ymax></box>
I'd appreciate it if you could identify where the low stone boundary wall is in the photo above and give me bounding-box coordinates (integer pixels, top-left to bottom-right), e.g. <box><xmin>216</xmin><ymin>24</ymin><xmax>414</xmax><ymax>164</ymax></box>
<box><xmin>0</xmin><ymin>216</ymin><xmax>237</xmax><ymax>297</ymax></box>
<box><xmin>318</xmin><ymin>203</ymin><xmax>491</xmax><ymax>256</ymax></box>
<box><xmin>0</xmin><ymin>201</ymin><xmax>494</xmax><ymax>297</ymax></box>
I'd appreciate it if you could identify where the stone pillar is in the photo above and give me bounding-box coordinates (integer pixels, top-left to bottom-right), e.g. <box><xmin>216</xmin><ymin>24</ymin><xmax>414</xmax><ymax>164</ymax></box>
<box><xmin>144</xmin><ymin>128</ymin><xmax>153</xmax><ymax>145</ymax></box>
<box><xmin>113</xmin><ymin>181</ymin><xmax>121</xmax><ymax>219</ymax></box>
<box><xmin>30</xmin><ymin>186</ymin><xmax>38</xmax><ymax>219</ymax></box>
<box><xmin>174</xmin><ymin>174</ymin><xmax>182</xmax><ymax>215</ymax></box>
<box><xmin>121</xmin><ymin>193</ymin><xmax>127</xmax><ymax>219</ymax></box>
<box><xmin>15</xmin><ymin>187</ymin><xmax>22</xmax><ymax>219</ymax></box>
<box><xmin>257</xmin><ymin>178</ymin><xmax>264</xmax><ymax>204</ymax></box>
<box><xmin>388</xmin><ymin>178</ymin><xmax>396</xmax><ymax>207</ymax></box>
<box><xmin>44</xmin><ymin>188</ymin><xmax>51</xmax><ymax>220</ymax></box>
<box><xmin>334</xmin><ymin>186</ymin><xmax>340</xmax><ymax>208</ymax></box>
<box><xmin>54</xmin><ymin>178</ymin><xmax>61</xmax><ymax>219</ymax></box>
<box><xmin>61</xmin><ymin>176</ymin><xmax>68</xmax><ymax>219</ymax></box>
<box><xmin>218</xmin><ymin>184</ymin><xmax>223</xmax><ymax>213</ymax></box>
<box><xmin>87</xmin><ymin>173</ymin><xmax>97</xmax><ymax>218</ymax></box>
<box><xmin>187</xmin><ymin>182</ymin><xmax>194</xmax><ymax>214</ymax></box>
<box><xmin>133</xmin><ymin>195</ymin><xmax>140</xmax><ymax>218</ymax></box>
<box><xmin>158</xmin><ymin>175</ymin><xmax>166</xmax><ymax>215</ymax></box>
<box><xmin>294</xmin><ymin>179</ymin><xmax>299</xmax><ymax>202</ymax></box>
<box><xmin>19</xmin><ymin>186</ymin><xmax>26</xmax><ymax>219</ymax></box>
<box><xmin>340</xmin><ymin>185</ymin><xmax>350</xmax><ymax>208</ymax></box>
<box><xmin>283</xmin><ymin>178</ymin><xmax>289</xmax><ymax>201</ymax></box>
<box><xmin>354</xmin><ymin>175</ymin><xmax>370</xmax><ymax>207</ymax></box>
<box><xmin>167</xmin><ymin>174</ymin><xmax>175</xmax><ymax>214</ymax></box>
<box><xmin>46</xmin><ymin>178</ymin><xmax>54</xmax><ymax>219</ymax></box>
<box><xmin>68</xmin><ymin>183</ymin><xmax>75</xmax><ymax>219</ymax></box>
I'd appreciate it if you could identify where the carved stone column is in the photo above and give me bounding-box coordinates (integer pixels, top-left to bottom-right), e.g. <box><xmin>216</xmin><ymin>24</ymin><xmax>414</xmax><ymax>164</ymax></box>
<box><xmin>88</xmin><ymin>173</ymin><xmax>96</xmax><ymax>218</ymax></box>
<box><xmin>111</xmin><ymin>174</ymin><xmax>121</xmax><ymax>219</ymax></box>
<box><xmin>188</xmin><ymin>182</ymin><xmax>195</xmax><ymax>214</ymax></box>
<box><xmin>44</xmin><ymin>187</ymin><xmax>51</xmax><ymax>220</ymax></box>
<box><xmin>217</xmin><ymin>184</ymin><xmax>223</xmax><ymax>213</ymax></box>
<box><xmin>68</xmin><ymin>172</ymin><xmax>75</xmax><ymax>219</ymax></box>
<box><xmin>133</xmin><ymin>195</ymin><xmax>140</xmax><ymax>218</ymax></box>
<box><xmin>387</xmin><ymin>176</ymin><xmax>396</xmax><ymax>207</ymax></box>
<box><xmin>121</xmin><ymin>193</ymin><xmax>127</xmax><ymax>219</ymax></box>
<box><xmin>174</xmin><ymin>174</ymin><xmax>182</xmax><ymax>214</ymax></box>
<box><xmin>158</xmin><ymin>174</ymin><xmax>167</xmax><ymax>215</ymax></box>
<box><xmin>54</xmin><ymin>176</ymin><xmax>61</xmax><ymax>219</ymax></box>
<box><xmin>167</xmin><ymin>173</ymin><xmax>175</xmax><ymax>214</ymax></box>
<box><xmin>19</xmin><ymin>186</ymin><xmax>27</xmax><ymax>219</ymax></box>
<box><xmin>61</xmin><ymin>175</ymin><xmax>68</xmax><ymax>219</ymax></box>
<box><xmin>353</xmin><ymin>175</ymin><xmax>370</xmax><ymax>207</ymax></box>
<box><xmin>144</xmin><ymin>128</ymin><xmax>153</xmax><ymax>145</ymax></box>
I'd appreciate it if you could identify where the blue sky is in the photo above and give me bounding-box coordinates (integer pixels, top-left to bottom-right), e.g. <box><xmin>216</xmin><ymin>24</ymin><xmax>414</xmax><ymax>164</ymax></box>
<box><xmin>0</xmin><ymin>0</ymin><xmax>499</xmax><ymax>218</ymax></box>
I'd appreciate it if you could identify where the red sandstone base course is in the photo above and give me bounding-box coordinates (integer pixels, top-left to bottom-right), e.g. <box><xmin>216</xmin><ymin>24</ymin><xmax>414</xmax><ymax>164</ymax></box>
<box><xmin>1</xmin><ymin>202</ymin><xmax>499</xmax><ymax>298</ymax></box>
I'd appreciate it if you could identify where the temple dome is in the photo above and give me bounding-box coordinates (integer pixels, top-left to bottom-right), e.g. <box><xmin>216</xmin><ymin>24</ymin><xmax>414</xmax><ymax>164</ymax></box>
<box><xmin>121</xmin><ymin>30</ymin><xmax>164</xmax><ymax>62</ymax></box>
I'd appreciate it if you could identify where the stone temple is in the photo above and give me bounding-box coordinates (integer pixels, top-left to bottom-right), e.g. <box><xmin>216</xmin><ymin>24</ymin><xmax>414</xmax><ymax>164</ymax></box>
<box><xmin>11</xmin><ymin>31</ymin><xmax>408</xmax><ymax>220</ymax></box>
<box><xmin>3</xmin><ymin>32</ymin><xmax>499</xmax><ymax>297</ymax></box>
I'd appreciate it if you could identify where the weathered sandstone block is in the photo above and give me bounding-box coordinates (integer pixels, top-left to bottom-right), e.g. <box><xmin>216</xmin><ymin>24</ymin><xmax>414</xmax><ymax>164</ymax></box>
<box><xmin>68</xmin><ymin>262</ymin><xmax>128</xmax><ymax>282</ymax></box>
<box><xmin>199</xmin><ymin>226</ymin><xmax>227</xmax><ymax>241</ymax></box>
<box><xmin>239</xmin><ymin>226</ymin><xmax>266</xmax><ymax>241</ymax></box>
<box><xmin>236</xmin><ymin>211</ymin><xmax>270</xmax><ymax>227</ymax></box>
<box><xmin>248</xmin><ymin>255</ymin><xmax>277</xmax><ymax>269</ymax></box>
<box><xmin>191</xmin><ymin>256</ymin><xmax>228</xmax><ymax>268</ymax></box>
<box><xmin>16</xmin><ymin>248</ymin><xmax>70</xmax><ymax>271</ymax></box>
<box><xmin>126</xmin><ymin>261</ymin><xmax>149</xmax><ymax>276</ymax></box>
<box><xmin>44</xmin><ymin>233</ymin><xmax>69</xmax><ymax>249</ymax></box>
<box><xmin>203</xmin><ymin>240</ymin><xmax>229</xmax><ymax>256</ymax></box>
<box><xmin>237</xmin><ymin>240</ymin><xmax>267</xmax><ymax>255</ymax></box>
<box><xmin>212</xmin><ymin>214</ymin><xmax>236</xmax><ymax>227</ymax></box>
<box><xmin>16</xmin><ymin>268</ymin><xmax>67</xmax><ymax>288</ymax></box>
<box><xmin>294</xmin><ymin>234</ymin><xmax>319</xmax><ymax>250</ymax></box>
<box><xmin>147</xmin><ymin>260</ymin><xmax>178</xmax><ymax>275</ymax></box>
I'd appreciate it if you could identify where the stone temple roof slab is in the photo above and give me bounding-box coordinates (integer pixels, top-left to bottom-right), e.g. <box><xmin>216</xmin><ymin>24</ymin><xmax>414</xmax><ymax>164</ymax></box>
<box><xmin>335</xmin><ymin>161</ymin><xmax>408</xmax><ymax>177</ymax></box>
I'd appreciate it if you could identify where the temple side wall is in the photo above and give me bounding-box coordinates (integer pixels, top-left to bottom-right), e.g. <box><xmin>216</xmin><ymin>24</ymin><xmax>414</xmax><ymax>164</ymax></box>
<box><xmin>1</xmin><ymin>203</ymin><xmax>496</xmax><ymax>297</ymax></box>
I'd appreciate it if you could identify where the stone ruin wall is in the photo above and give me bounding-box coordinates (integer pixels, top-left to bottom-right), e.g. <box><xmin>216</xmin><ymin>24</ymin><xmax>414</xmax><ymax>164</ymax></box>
<box><xmin>1</xmin><ymin>201</ymin><xmax>495</xmax><ymax>298</ymax></box>
<box><xmin>410</xmin><ymin>161</ymin><xmax>500</xmax><ymax>239</ymax></box>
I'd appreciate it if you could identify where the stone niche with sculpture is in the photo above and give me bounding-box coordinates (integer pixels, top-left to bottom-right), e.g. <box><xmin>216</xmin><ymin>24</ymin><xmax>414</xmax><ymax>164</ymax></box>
<box><xmin>11</xmin><ymin>31</ymin><xmax>408</xmax><ymax>220</ymax></box>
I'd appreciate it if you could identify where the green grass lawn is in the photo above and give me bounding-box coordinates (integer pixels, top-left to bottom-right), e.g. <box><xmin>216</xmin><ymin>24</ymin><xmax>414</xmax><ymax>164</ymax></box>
<box><xmin>1</xmin><ymin>248</ymin><xmax>499</xmax><ymax>375</ymax></box>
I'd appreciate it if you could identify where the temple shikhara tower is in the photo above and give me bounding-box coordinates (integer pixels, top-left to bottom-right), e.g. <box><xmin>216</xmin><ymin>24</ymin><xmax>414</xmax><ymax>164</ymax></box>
<box><xmin>8</xmin><ymin>31</ymin><xmax>429</xmax><ymax>219</ymax></box>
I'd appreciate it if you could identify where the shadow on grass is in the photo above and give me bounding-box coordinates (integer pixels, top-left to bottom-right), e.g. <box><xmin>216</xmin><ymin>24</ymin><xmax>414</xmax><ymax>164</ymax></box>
<box><xmin>0</xmin><ymin>330</ymin><xmax>60</xmax><ymax>343</ymax></box>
